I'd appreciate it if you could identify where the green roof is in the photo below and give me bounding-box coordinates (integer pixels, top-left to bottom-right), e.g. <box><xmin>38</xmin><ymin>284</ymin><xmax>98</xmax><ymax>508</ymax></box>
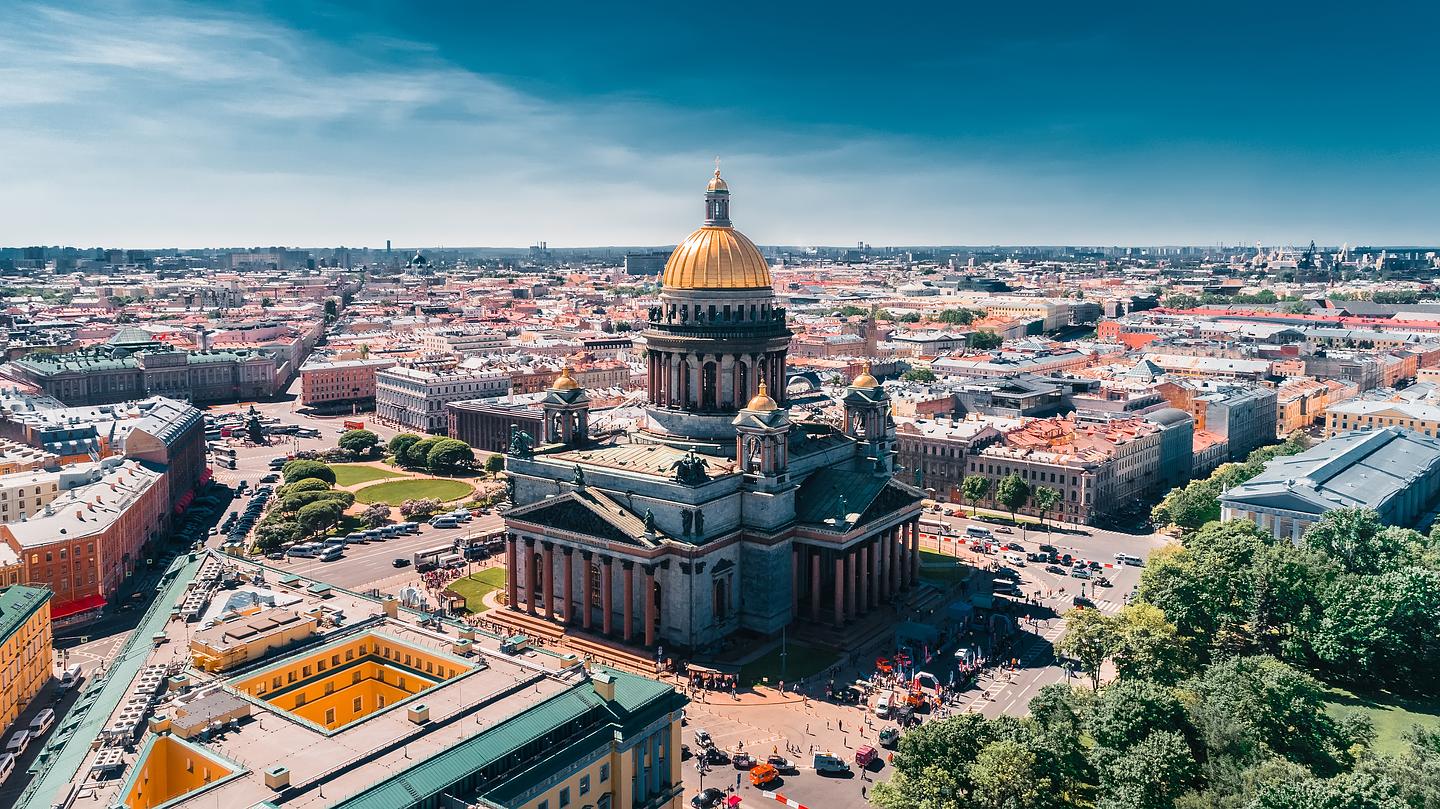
<box><xmin>331</xmin><ymin>667</ymin><xmax>681</xmax><ymax>809</ymax></box>
<box><xmin>0</xmin><ymin>586</ymin><xmax>50</xmax><ymax>643</ymax></box>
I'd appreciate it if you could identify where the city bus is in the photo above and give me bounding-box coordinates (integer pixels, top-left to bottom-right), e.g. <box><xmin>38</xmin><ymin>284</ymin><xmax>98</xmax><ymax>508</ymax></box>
<box><xmin>414</xmin><ymin>543</ymin><xmax>456</xmax><ymax>571</ymax></box>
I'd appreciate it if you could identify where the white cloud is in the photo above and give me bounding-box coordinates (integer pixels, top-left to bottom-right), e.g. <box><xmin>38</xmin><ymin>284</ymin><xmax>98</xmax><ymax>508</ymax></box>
<box><xmin>0</xmin><ymin>2</ymin><xmax>1432</xmax><ymax>247</ymax></box>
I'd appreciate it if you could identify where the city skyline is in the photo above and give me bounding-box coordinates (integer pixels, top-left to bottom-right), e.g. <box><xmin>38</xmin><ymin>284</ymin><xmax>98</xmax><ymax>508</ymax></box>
<box><xmin>4</xmin><ymin>1</ymin><xmax>1438</xmax><ymax>248</ymax></box>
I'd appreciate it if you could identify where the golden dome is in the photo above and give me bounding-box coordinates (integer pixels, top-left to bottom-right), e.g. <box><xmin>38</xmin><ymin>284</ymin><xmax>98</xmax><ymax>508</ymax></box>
<box><xmin>707</xmin><ymin>169</ymin><xmax>728</xmax><ymax>192</ymax></box>
<box><xmin>551</xmin><ymin>366</ymin><xmax>580</xmax><ymax>390</ymax></box>
<box><xmin>745</xmin><ymin>382</ymin><xmax>778</xmax><ymax>411</ymax></box>
<box><xmin>662</xmin><ymin>226</ymin><xmax>772</xmax><ymax>290</ymax></box>
<box><xmin>851</xmin><ymin>362</ymin><xmax>879</xmax><ymax>388</ymax></box>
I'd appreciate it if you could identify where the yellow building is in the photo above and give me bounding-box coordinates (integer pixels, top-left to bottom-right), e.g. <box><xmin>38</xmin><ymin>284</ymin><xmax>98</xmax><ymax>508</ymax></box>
<box><xmin>226</xmin><ymin>630</ymin><xmax>472</xmax><ymax>733</ymax></box>
<box><xmin>0</xmin><ymin>585</ymin><xmax>52</xmax><ymax>737</ymax></box>
<box><xmin>121</xmin><ymin>734</ymin><xmax>243</xmax><ymax>809</ymax></box>
<box><xmin>328</xmin><ymin>667</ymin><xmax>686</xmax><ymax>809</ymax></box>
<box><xmin>1324</xmin><ymin>399</ymin><xmax>1440</xmax><ymax>438</ymax></box>
<box><xmin>188</xmin><ymin>608</ymin><xmax>316</xmax><ymax>673</ymax></box>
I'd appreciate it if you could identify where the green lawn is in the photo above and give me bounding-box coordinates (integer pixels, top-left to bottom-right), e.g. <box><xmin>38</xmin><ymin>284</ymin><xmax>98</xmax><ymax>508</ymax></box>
<box><xmin>446</xmin><ymin>568</ymin><xmax>508</xmax><ymax>613</ymax></box>
<box><xmin>1326</xmin><ymin>688</ymin><xmax>1440</xmax><ymax>756</ymax></box>
<box><xmin>331</xmin><ymin>464</ymin><xmax>405</xmax><ymax>487</ymax></box>
<box><xmin>739</xmin><ymin>640</ymin><xmax>838</xmax><ymax>687</ymax></box>
<box><xmin>353</xmin><ymin>478</ymin><xmax>474</xmax><ymax>505</ymax></box>
<box><xmin>920</xmin><ymin>549</ymin><xmax>971</xmax><ymax>583</ymax></box>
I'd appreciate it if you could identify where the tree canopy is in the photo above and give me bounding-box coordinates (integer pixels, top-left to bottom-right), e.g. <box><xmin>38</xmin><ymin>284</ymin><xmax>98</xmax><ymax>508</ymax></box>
<box><xmin>338</xmin><ymin>429</ymin><xmax>380</xmax><ymax>455</ymax></box>
<box><xmin>281</xmin><ymin>459</ymin><xmax>336</xmax><ymax>486</ymax></box>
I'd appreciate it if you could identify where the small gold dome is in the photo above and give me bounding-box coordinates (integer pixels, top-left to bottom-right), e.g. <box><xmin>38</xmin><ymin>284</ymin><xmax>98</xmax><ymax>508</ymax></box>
<box><xmin>707</xmin><ymin>169</ymin><xmax>728</xmax><ymax>192</ymax></box>
<box><xmin>745</xmin><ymin>381</ymin><xmax>778</xmax><ymax>411</ymax></box>
<box><xmin>662</xmin><ymin>226</ymin><xmax>772</xmax><ymax>290</ymax></box>
<box><xmin>851</xmin><ymin>362</ymin><xmax>879</xmax><ymax>388</ymax></box>
<box><xmin>551</xmin><ymin>366</ymin><xmax>580</xmax><ymax>391</ymax></box>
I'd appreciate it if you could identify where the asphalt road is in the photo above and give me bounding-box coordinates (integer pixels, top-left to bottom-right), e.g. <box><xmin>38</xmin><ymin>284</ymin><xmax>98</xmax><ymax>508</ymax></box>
<box><xmin>274</xmin><ymin>515</ymin><xmax>504</xmax><ymax>591</ymax></box>
<box><xmin>921</xmin><ymin>510</ymin><xmax>1168</xmax><ymax>719</ymax></box>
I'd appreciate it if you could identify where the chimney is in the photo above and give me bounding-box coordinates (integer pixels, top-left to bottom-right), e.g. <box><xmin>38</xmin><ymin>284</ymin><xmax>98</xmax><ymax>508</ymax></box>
<box><xmin>264</xmin><ymin>766</ymin><xmax>290</xmax><ymax>790</ymax></box>
<box><xmin>591</xmin><ymin>670</ymin><xmax>616</xmax><ymax>701</ymax></box>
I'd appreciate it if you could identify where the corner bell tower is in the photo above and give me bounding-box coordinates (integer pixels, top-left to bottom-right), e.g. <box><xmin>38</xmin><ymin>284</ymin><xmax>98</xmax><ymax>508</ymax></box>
<box><xmin>541</xmin><ymin>367</ymin><xmax>590</xmax><ymax>446</ymax></box>
<box><xmin>842</xmin><ymin>363</ymin><xmax>896</xmax><ymax>476</ymax></box>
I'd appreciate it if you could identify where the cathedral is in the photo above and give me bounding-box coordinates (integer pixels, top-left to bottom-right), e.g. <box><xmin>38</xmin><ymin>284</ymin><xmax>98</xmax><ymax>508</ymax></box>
<box><xmin>500</xmin><ymin>170</ymin><xmax>926</xmax><ymax>653</ymax></box>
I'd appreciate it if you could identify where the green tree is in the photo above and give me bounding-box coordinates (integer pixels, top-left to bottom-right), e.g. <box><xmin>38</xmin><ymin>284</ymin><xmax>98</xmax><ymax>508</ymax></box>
<box><xmin>402</xmin><ymin>436</ymin><xmax>442</xmax><ymax>468</ymax></box>
<box><xmin>281</xmin><ymin>459</ymin><xmax>336</xmax><ymax>486</ymax></box>
<box><xmin>995</xmin><ymin>474</ymin><xmax>1030</xmax><ymax>524</ymax></box>
<box><xmin>962</xmin><ymin>476</ymin><xmax>992</xmax><ymax>516</ymax></box>
<box><xmin>281</xmin><ymin>489</ymin><xmax>353</xmax><ymax>514</ymax></box>
<box><xmin>277</xmin><ymin>478</ymin><xmax>332</xmax><ymax>498</ymax></box>
<box><xmin>1187</xmin><ymin>656</ymin><xmax>1358</xmax><ymax>776</ymax></box>
<box><xmin>1094</xmin><ymin>730</ymin><xmax>1196</xmax><ymax>809</ymax></box>
<box><xmin>1151</xmin><ymin>478</ymin><xmax>1222</xmax><ymax>531</ymax></box>
<box><xmin>324</xmin><ymin>299</ymin><xmax>339</xmax><ymax>322</ymax></box>
<box><xmin>426</xmin><ymin>438</ymin><xmax>475</xmax><ymax>473</ymax></box>
<box><xmin>254</xmin><ymin>522</ymin><xmax>298</xmax><ymax>551</ymax></box>
<box><xmin>970</xmin><ymin>330</ymin><xmax>1004</xmax><ymax>350</ymax></box>
<box><xmin>873</xmin><ymin>713</ymin><xmax>997</xmax><ymax>809</ymax></box>
<box><xmin>387</xmin><ymin>432</ymin><xmax>422</xmax><ymax>459</ymax></box>
<box><xmin>483</xmin><ymin>454</ymin><xmax>506</xmax><ymax>478</ymax></box>
<box><xmin>1109</xmin><ymin>604</ymin><xmax>1189</xmax><ymax>685</ymax></box>
<box><xmin>296</xmin><ymin>499</ymin><xmax>344</xmax><ymax>535</ymax></box>
<box><xmin>1056</xmin><ymin>607</ymin><xmax>1115</xmax><ymax>690</ymax></box>
<box><xmin>937</xmin><ymin>308</ymin><xmax>982</xmax><ymax>325</ymax></box>
<box><xmin>969</xmin><ymin>740</ymin><xmax>1051</xmax><ymax>809</ymax></box>
<box><xmin>338</xmin><ymin>429</ymin><xmax>380</xmax><ymax>456</ymax></box>
<box><xmin>1031</xmin><ymin>486</ymin><xmax>1061</xmax><ymax>531</ymax></box>
<box><xmin>1164</xmin><ymin>293</ymin><xmax>1200</xmax><ymax>310</ymax></box>
<box><xmin>901</xmin><ymin>368</ymin><xmax>937</xmax><ymax>383</ymax></box>
<box><xmin>1303</xmin><ymin>507</ymin><xmax>1407</xmax><ymax>575</ymax></box>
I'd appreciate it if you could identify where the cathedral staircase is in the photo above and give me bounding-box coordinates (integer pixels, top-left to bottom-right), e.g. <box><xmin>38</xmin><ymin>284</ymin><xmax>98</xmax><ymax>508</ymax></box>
<box><xmin>483</xmin><ymin>607</ymin><xmax>658</xmax><ymax>674</ymax></box>
<box><xmin>487</xmin><ymin>607</ymin><xmax>564</xmax><ymax>643</ymax></box>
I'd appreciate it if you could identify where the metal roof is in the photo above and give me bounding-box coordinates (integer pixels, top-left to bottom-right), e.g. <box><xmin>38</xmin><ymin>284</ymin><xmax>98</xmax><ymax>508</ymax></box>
<box><xmin>332</xmin><ymin>667</ymin><xmax>678</xmax><ymax>809</ymax></box>
<box><xmin>0</xmin><ymin>585</ymin><xmax>50</xmax><ymax>645</ymax></box>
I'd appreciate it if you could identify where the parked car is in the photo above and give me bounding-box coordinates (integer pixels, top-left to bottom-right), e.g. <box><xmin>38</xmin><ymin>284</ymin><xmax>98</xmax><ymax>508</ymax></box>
<box><xmin>693</xmin><ymin>729</ymin><xmax>713</xmax><ymax>749</ymax></box>
<box><xmin>750</xmin><ymin>762</ymin><xmax>779</xmax><ymax>786</ymax></box>
<box><xmin>879</xmin><ymin>728</ymin><xmax>900</xmax><ymax>748</ymax></box>
<box><xmin>732</xmin><ymin>752</ymin><xmax>755</xmax><ymax>769</ymax></box>
<box><xmin>1070</xmin><ymin>568</ymin><xmax>1092</xmax><ymax>580</ymax></box>
<box><xmin>691</xmin><ymin>788</ymin><xmax>726</xmax><ymax>809</ymax></box>
<box><xmin>813</xmin><ymin>751</ymin><xmax>851</xmax><ymax>775</ymax></box>
<box><xmin>767</xmin><ymin>755</ymin><xmax>797</xmax><ymax>773</ymax></box>
<box><xmin>1045</xmin><ymin>564</ymin><xmax>1067</xmax><ymax>575</ymax></box>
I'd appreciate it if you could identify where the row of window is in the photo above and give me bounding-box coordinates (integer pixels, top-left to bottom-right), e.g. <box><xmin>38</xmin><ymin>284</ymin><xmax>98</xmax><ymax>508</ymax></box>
<box><xmin>536</xmin><ymin>765</ymin><xmax>607</xmax><ymax>809</ymax></box>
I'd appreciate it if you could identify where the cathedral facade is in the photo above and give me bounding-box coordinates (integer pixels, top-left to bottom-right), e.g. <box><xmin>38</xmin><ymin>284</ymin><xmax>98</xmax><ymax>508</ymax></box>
<box><xmin>500</xmin><ymin>171</ymin><xmax>925</xmax><ymax>652</ymax></box>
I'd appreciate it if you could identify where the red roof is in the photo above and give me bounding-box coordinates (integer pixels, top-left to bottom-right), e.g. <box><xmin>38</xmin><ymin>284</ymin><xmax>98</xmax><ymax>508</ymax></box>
<box><xmin>50</xmin><ymin>594</ymin><xmax>106</xmax><ymax>620</ymax></box>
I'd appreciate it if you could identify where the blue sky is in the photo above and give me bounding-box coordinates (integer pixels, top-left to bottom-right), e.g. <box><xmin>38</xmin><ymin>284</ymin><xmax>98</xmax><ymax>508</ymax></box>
<box><xmin>3</xmin><ymin>1</ymin><xmax>1437</xmax><ymax>248</ymax></box>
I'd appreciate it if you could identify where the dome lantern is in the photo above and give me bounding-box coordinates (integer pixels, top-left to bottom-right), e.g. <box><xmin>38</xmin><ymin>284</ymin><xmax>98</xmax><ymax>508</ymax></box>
<box><xmin>660</xmin><ymin>167</ymin><xmax>772</xmax><ymax>290</ymax></box>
